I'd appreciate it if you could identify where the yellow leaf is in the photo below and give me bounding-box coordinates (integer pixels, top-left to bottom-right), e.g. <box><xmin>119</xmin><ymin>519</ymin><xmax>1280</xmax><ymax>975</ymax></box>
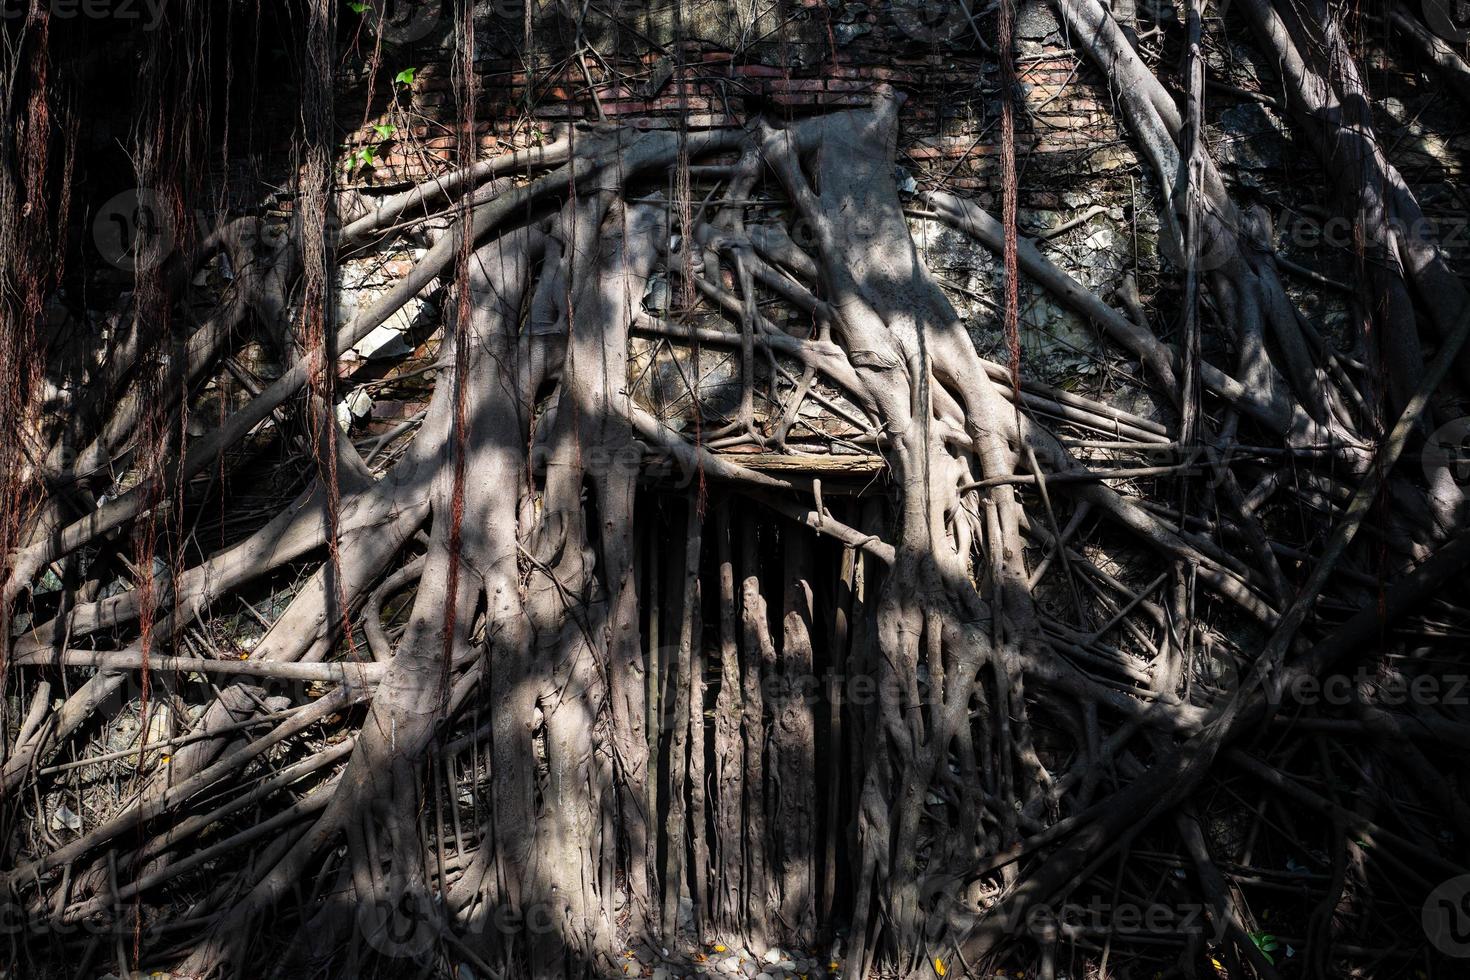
<box><xmin>933</xmin><ymin>957</ymin><xmax>947</xmax><ymax>977</ymax></box>
<box><xmin>713</xmin><ymin>944</ymin><xmax>726</xmax><ymax>952</ymax></box>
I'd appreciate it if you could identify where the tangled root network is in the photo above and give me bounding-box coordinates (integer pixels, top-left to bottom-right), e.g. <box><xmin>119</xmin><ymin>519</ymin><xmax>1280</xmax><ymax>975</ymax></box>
<box><xmin>4</xmin><ymin>1</ymin><xmax>1470</xmax><ymax>977</ymax></box>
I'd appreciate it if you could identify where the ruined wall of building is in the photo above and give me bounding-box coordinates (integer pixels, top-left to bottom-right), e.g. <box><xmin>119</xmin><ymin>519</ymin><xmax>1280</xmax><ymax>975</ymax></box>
<box><xmin>144</xmin><ymin>0</ymin><xmax>1467</xmax><ymax>460</ymax></box>
<box><xmin>319</xmin><ymin>1</ymin><xmax>1465</xmax><ymax>440</ymax></box>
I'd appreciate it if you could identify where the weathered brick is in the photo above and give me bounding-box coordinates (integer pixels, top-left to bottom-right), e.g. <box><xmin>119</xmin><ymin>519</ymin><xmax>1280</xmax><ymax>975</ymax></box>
<box><xmin>766</xmin><ymin>78</ymin><xmax>828</xmax><ymax>92</ymax></box>
<box><xmin>735</xmin><ymin>64</ymin><xmax>792</xmax><ymax>78</ymax></box>
<box><xmin>333</xmin><ymin>26</ymin><xmax>1129</xmax><ymax>209</ymax></box>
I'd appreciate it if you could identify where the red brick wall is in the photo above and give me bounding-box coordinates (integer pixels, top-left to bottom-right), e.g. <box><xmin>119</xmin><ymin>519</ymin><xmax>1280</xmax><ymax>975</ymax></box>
<box><xmin>336</xmin><ymin>2</ymin><xmax>1134</xmax><ymax>199</ymax></box>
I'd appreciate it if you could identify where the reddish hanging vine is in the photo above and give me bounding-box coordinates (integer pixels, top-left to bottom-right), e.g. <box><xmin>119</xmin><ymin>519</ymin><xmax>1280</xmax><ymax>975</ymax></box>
<box><xmin>998</xmin><ymin>0</ymin><xmax>1022</xmax><ymax>406</ymax></box>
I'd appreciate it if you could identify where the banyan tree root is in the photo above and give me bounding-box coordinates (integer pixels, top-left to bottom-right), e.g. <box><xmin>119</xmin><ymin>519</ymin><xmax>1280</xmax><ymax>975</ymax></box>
<box><xmin>2</xmin><ymin>59</ymin><xmax>1469</xmax><ymax>980</ymax></box>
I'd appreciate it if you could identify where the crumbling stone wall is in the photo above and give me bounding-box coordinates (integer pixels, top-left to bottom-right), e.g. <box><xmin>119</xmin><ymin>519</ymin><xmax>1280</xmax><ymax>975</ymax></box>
<box><xmin>323</xmin><ymin>0</ymin><xmax>1466</xmax><ymax>429</ymax></box>
<box><xmin>329</xmin><ymin>0</ymin><xmax>1166</xmax><ymax>412</ymax></box>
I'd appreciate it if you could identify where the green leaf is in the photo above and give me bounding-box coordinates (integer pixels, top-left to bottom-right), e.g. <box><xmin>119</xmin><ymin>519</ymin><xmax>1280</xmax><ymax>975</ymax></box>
<box><xmin>394</xmin><ymin>67</ymin><xmax>417</xmax><ymax>85</ymax></box>
<box><xmin>352</xmin><ymin>145</ymin><xmax>378</xmax><ymax>169</ymax></box>
<box><xmin>1249</xmin><ymin>931</ymin><xmax>1279</xmax><ymax>965</ymax></box>
<box><xmin>347</xmin><ymin>1</ymin><xmax>368</xmax><ymax>12</ymax></box>
<box><xmin>372</xmin><ymin>123</ymin><xmax>397</xmax><ymax>140</ymax></box>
